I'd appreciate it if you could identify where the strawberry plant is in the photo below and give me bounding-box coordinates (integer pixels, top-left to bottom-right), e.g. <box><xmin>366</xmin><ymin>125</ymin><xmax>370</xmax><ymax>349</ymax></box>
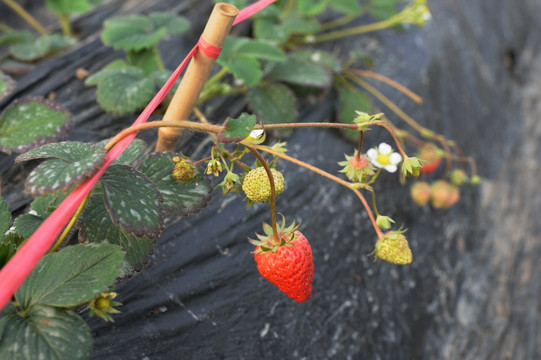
<box><xmin>0</xmin><ymin>0</ymin><xmax>481</xmax><ymax>358</ymax></box>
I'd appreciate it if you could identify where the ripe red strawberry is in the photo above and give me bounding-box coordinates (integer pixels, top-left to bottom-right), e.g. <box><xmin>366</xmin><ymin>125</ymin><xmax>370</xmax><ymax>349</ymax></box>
<box><xmin>252</xmin><ymin>220</ymin><xmax>313</xmax><ymax>302</ymax></box>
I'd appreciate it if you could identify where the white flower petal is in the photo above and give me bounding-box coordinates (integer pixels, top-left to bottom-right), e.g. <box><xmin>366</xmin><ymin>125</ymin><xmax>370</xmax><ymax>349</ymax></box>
<box><xmin>249</xmin><ymin>129</ymin><xmax>264</xmax><ymax>138</ymax></box>
<box><xmin>378</xmin><ymin>142</ymin><xmax>392</xmax><ymax>155</ymax></box>
<box><xmin>367</xmin><ymin>148</ymin><xmax>378</xmax><ymax>160</ymax></box>
<box><xmin>389</xmin><ymin>152</ymin><xmax>402</xmax><ymax>164</ymax></box>
<box><xmin>385</xmin><ymin>164</ymin><xmax>398</xmax><ymax>173</ymax></box>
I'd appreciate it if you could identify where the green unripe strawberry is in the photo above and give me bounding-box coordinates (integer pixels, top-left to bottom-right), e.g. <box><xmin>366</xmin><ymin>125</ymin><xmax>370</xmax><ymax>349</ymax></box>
<box><xmin>242</xmin><ymin>167</ymin><xmax>284</xmax><ymax>203</ymax></box>
<box><xmin>450</xmin><ymin>169</ymin><xmax>468</xmax><ymax>186</ymax></box>
<box><xmin>373</xmin><ymin>231</ymin><xmax>412</xmax><ymax>265</ymax></box>
<box><xmin>171</xmin><ymin>156</ymin><xmax>196</xmax><ymax>183</ymax></box>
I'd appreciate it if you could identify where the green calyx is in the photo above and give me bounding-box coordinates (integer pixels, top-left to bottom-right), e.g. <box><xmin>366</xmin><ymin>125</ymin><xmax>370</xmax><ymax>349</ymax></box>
<box><xmin>339</xmin><ymin>151</ymin><xmax>375</xmax><ymax>183</ymax></box>
<box><xmin>249</xmin><ymin>214</ymin><xmax>300</xmax><ymax>254</ymax></box>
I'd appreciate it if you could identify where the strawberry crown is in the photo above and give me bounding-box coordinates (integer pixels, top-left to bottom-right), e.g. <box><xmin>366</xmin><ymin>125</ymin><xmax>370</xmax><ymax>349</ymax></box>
<box><xmin>249</xmin><ymin>214</ymin><xmax>300</xmax><ymax>254</ymax></box>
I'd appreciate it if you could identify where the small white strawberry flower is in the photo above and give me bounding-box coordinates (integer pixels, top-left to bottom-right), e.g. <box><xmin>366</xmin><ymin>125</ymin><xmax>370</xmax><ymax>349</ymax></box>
<box><xmin>367</xmin><ymin>142</ymin><xmax>402</xmax><ymax>173</ymax></box>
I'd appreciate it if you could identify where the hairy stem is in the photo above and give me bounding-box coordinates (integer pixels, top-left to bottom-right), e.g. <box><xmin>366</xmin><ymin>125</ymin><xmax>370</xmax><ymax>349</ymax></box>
<box><xmin>350</xmin><ymin>69</ymin><xmax>423</xmax><ymax>104</ymax></box>
<box><xmin>2</xmin><ymin>0</ymin><xmax>47</xmax><ymax>35</ymax></box>
<box><xmin>254</xmin><ymin>144</ymin><xmax>383</xmax><ymax>238</ymax></box>
<box><xmin>314</xmin><ymin>17</ymin><xmax>398</xmax><ymax>43</ymax></box>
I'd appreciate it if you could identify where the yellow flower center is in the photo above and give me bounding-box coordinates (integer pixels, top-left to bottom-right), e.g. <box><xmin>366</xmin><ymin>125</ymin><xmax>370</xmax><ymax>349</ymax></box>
<box><xmin>377</xmin><ymin>153</ymin><xmax>391</xmax><ymax>166</ymax></box>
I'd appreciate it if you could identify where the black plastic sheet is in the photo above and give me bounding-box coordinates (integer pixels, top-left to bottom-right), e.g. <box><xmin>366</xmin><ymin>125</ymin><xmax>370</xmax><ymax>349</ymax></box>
<box><xmin>2</xmin><ymin>0</ymin><xmax>541</xmax><ymax>358</ymax></box>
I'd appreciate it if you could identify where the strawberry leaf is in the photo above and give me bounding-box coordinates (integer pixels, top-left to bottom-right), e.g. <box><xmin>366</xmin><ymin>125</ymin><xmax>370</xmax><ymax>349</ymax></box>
<box><xmin>336</xmin><ymin>85</ymin><xmax>372</xmax><ymax>141</ymax></box>
<box><xmin>101</xmin><ymin>14</ymin><xmax>168</xmax><ymax>51</ymax></box>
<box><xmin>77</xmin><ymin>195</ymin><xmax>155</xmax><ymax>277</ymax></box>
<box><xmin>16</xmin><ymin>142</ymin><xmax>106</xmax><ymax>196</ymax></box>
<box><xmin>329</xmin><ymin>0</ymin><xmax>362</xmax><ymax>14</ymax></box>
<box><xmin>0</xmin><ymin>30</ymin><xmax>34</xmax><ymax>46</ymax></box>
<box><xmin>90</xmin><ymin>66</ymin><xmax>155</xmax><ymax>115</ymax></box>
<box><xmin>247</xmin><ymin>83</ymin><xmax>297</xmax><ymax>126</ymax></box>
<box><xmin>265</xmin><ymin>53</ymin><xmax>331</xmax><ymax>88</ymax></box>
<box><xmin>148</xmin><ymin>12</ymin><xmax>190</xmax><ymax>36</ymax></box>
<box><xmin>298</xmin><ymin>0</ymin><xmax>330</xmax><ymax>16</ymax></box>
<box><xmin>100</xmin><ymin>164</ymin><xmax>164</xmax><ymax>238</ymax></box>
<box><xmin>136</xmin><ymin>152</ymin><xmax>211</xmax><ymax>216</ymax></box>
<box><xmin>0</xmin><ymin>305</ymin><xmax>92</xmax><ymax>360</ymax></box>
<box><xmin>218</xmin><ymin>113</ymin><xmax>257</xmax><ymax>143</ymax></box>
<box><xmin>0</xmin><ymin>71</ymin><xmax>15</xmax><ymax>102</ymax></box>
<box><xmin>0</xmin><ymin>97</ymin><xmax>72</xmax><ymax>155</ymax></box>
<box><xmin>127</xmin><ymin>47</ymin><xmax>159</xmax><ymax>76</ymax></box>
<box><xmin>0</xmin><ymin>197</ymin><xmax>10</xmax><ymax>236</ymax></box>
<box><xmin>45</xmin><ymin>0</ymin><xmax>94</xmax><ymax>14</ymax></box>
<box><xmin>16</xmin><ymin>243</ymin><xmax>123</xmax><ymax>308</ymax></box>
<box><xmin>13</xmin><ymin>214</ymin><xmax>43</xmax><ymax>239</ymax></box>
<box><xmin>96</xmin><ymin>137</ymin><xmax>147</xmax><ymax>166</ymax></box>
<box><xmin>9</xmin><ymin>34</ymin><xmax>76</xmax><ymax>61</ymax></box>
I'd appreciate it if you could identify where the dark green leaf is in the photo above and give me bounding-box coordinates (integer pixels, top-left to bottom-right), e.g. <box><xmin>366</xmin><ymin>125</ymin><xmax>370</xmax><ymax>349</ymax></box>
<box><xmin>127</xmin><ymin>48</ymin><xmax>159</xmax><ymax>76</ymax></box>
<box><xmin>298</xmin><ymin>0</ymin><xmax>330</xmax><ymax>15</ymax></box>
<box><xmin>101</xmin><ymin>164</ymin><xmax>164</xmax><ymax>238</ymax></box>
<box><xmin>253</xmin><ymin>17</ymin><xmax>290</xmax><ymax>44</ymax></box>
<box><xmin>0</xmin><ymin>197</ymin><xmax>10</xmax><ymax>236</ymax></box>
<box><xmin>336</xmin><ymin>85</ymin><xmax>372</xmax><ymax>141</ymax></box>
<box><xmin>16</xmin><ymin>244</ymin><xmax>123</xmax><ymax>308</ymax></box>
<box><xmin>235</xmin><ymin>39</ymin><xmax>286</xmax><ymax>62</ymax></box>
<box><xmin>137</xmin><ymin>152</ymin><xmax>211</xmax><ymax>216</ymax></box>
<box><xmin>10</xmin><ymin>34</ymin><xmax>76</xmax><ymax>61</ymax></box>
<box><xmin>265</xmin><ymin>54</ymin><xmax>331</xmax><ymax>88</ymax></box>
<box><xmin>16</xmin><ymin>142</ymin><xmax>106</xmax><ymax>196</ymax></box>
<box><xmin>0</xmin><ymin>72</ymin><xmax>16</xmax><ymax>102</ymax></box>
<box><xmin>78</xmin><ymin>195</ymin><xmax>155</xmax><ymax>276</ymax></box>
<box><xmin>148</xmin><ymin>12</ymin><xmax>190</xmax><ymax>36</ymax></box>
<box><xmin>0</xmin><ymin>241</ymin><xmax>17</xmax><ymax>269</ymax></box>
<box><xmin>283</xmin><ymin>11</ymin><xmax>321</xmax><ymax>34</ymax></box>
<box><xmin>92</xmin><ymin>66</ymin><xmax>155</xmax><ymax>115</ymax></box>
<box><xmin>96</xmin><ymin>138</ymin><xmax>147</xmax><ymax>166</ymax></box>
<box><xmin>0</xmin><ymin>97</ymin><xmax>72</xmax><ymax>155</ymax></box>
<box><xmin>218</xmin><ymin>113</ymin><xmax>257</xmax><ymax>143</ymax></box>
<box><xmin>290</xmin><ymin>50</ymin><xmax>342</xmax><ymax>72</ymax></box>
<box><xmin>84</xmin><ymin>59</ymin><xmax>128</xmax><ymax>86</ymax></box>
<box><xmin>45</xmin><ymin>0</ymin><xmax>93</xmax><ymax>14</ymax></box>
<box><xmin>221</xmin><ymin>56</ymin><xmax>262</xmax><ymax>85</ymax></box>
<box><xmin>0</xmin><ymin>30</ymin><xmax>34</xmax><ymax>46</ymax></box>
<box><xmin>330</xmin><ymin>0</ymin><xmax>362</xmax><ymax>15</ymax></box>
<box><xmin>101</xmin><ymin>15</ymin><xmax>167</xmax><ymax>51</ymax></box>
<box><xmin>247</xmin><ymin>83</ymin><xmax>297</xmax><ymax>126</ymax></box>
<box><xmin>150</xmin><ymin>70</ymin><xmax>180</xmax><ymax>94</ymax></box>
<box><xmin>366</xmin><ymin>0</ymin><xmax>404</xmax><ymax>19</ymax></box>
<box><xmin>13</xmin><ymin>214</ymin><xmax>43</xmax><ymax>239</ymax></box>
<box><xmin>0</xmin><ymin>305</ymin><xmax>92</xmax><ymax>360</ymax></box>
<box><xmin>218</xmin><ymin>37</ymin><xmax>272</xmax><ymax>85</ymax></box>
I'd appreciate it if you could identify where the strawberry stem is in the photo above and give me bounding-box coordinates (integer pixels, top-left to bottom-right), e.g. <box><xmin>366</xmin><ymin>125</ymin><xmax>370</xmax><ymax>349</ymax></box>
<box><xmin>254</xmin><ymin>144</ymin><xmax>384</xmax><ymax>238</ymax></box>
<box><xmin>246</xmin><ymin>146</ymin><xmax>279</xmax><ymax>242</ymax></box>
<box><xmin>355</xmin><ymin>131</ymin><xmax>364</xmax><ymax>161</ymax></box>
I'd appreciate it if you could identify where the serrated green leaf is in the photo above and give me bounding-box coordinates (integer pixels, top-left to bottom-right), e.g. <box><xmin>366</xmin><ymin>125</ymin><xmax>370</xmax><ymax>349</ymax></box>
<box><xmin>16</xmin><ymin>142</ymin><xmax>106</xmax><ymax>196</ymax></box>
<box><xmin>0</xmin><ymin>305</ymin><xmax>92</xmax><ymax>360</ymax></box>
<box><xmin>0</xmin><ymin>71</ymin><xmax>16</xmax><ymax>102</ymax></box>
<box><xmin>101</xmin><ymin>15</ymin><xmax>167</xmax><ymax>51</ymax></box>
<box><xmin>217</xmin><ymin>37</ymin><xmax>268</xmax><ymax>85</ymax></box>
<box><xmin>253</xmin><ymin>18</ymin><xmax>290</xmax><ymax>45</ymax></box>
<box><xmin>0</xmin><ymin>197</ymin><xmax>10</xmax><ymax>236</ymax></box>
<box><xmin>150</xmin><ymin>70</ymin><xmax>180</xmax><ymax>94</ymax></box>
<box><xmin>13</xmin><ymin>214</ymin><xmax>43</xmax><ymax>239</ymax></box>
<box><xmin>330</xmin><ymin>0</ymin><xmax>362</xmax><ymax>15</ymax></box>
<box><xmin>148</xmin><ymin>12</ymin><xmax>190</xmax><ymax>36</ymax></box>
<box><xmin>137</xmin><ymin>152</ymin><xmax>211</xmax><ymax>216</ymax></box>
<box><xmin>290</xmin><ymin>50</ymin><xmax>342</xmax><ymax>72</ymax></box>
<box><xmin>283</xmin><ymin>11</ymin><xmax>321</xmax><ymax>34</ymax></box>
<box><xmin>0</xmin><ymin>30</ymin><xmax>34</xmax><ymax>46</ymax></box>
<box><xmin>96</xmin><ymin>137</ymin><xmax>147</xmax><ymax>166</ymax></box>
<box><xmin>10</xmin><ymin>34</ymin><xmax>76</xmax><ymax>61</ymax></box>
<box><xmin>0</xmin><ymin>97</ymin><xmax>72</xmax><ymax>155</ymax></box>
<box><xmin>247</xmin><ymin>83</ymin><xmax>297</xmax><ymax>126</ymax></box>
<box><xmin>298</xmin><ymin>0</ymin><xmax>330</xmax><ymax>15</ymax></box>
<box><xmin>265</xmin><ymin>54</ymin><xmax>331</xmax><ymax>88</ymax></box>
<box><xmin>46</xmin><ymin>0</ymin><xmax>92</xmax><ymax>14</ymax></box>
<box><xmin>77</xmin><ymin>195</ymin><xmax>155</xmax><ymax>276</ymax></box>
<box><xmin>236</xmin><ymin>40</ymin><xmax>286</xmax><ymax>62</ymax></box>
<box><xmin>127</xmin><ymin>48</ymin><xmax>159</xmax><ymax>76</ymax></box>
<box><xmin>0</xmin><ymin>241</ymin><xmax>17</xmax><ymax>269</ymax></box>
<box><xmin>84</xmin><ymin>59</ymin><xmax>128</xmax><ymax>86</ymax></box>
<box><xmin>101</xmin><ymin>164</ymin><xmax>164</xmax><ymax>238</ymax></box>
<box><xmin>336</xmin><ymin>85</ymin><xmax>372</xmax><ymax>141</ymax></box>
<box><xmin>93</xmin><ymin>66</ymin><xmax>155</xmax><ymax>115</ymax></box>
<box><xmin>16</xmin><ymin>243</ymin><xmax>122</xmax><ymax>308</ymax></box>
<box><xmin>218</xmin><ymin>113</ymin><xmax>257</xmax><ymax>143</ymax></box>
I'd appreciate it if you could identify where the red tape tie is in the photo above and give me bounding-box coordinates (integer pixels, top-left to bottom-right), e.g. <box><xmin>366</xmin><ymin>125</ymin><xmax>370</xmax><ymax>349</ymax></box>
<box><xmin>198</xmin><ymin>36</ymin><xmax>223</xmax><ymax>59</ymax></box>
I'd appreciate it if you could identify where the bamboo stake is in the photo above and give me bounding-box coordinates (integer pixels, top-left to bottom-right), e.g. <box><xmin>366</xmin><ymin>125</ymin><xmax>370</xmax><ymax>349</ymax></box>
<box><xmin>155</xmin><ymin>3</ymin><xmax>239</xmax><ymax>152</ymax></box>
